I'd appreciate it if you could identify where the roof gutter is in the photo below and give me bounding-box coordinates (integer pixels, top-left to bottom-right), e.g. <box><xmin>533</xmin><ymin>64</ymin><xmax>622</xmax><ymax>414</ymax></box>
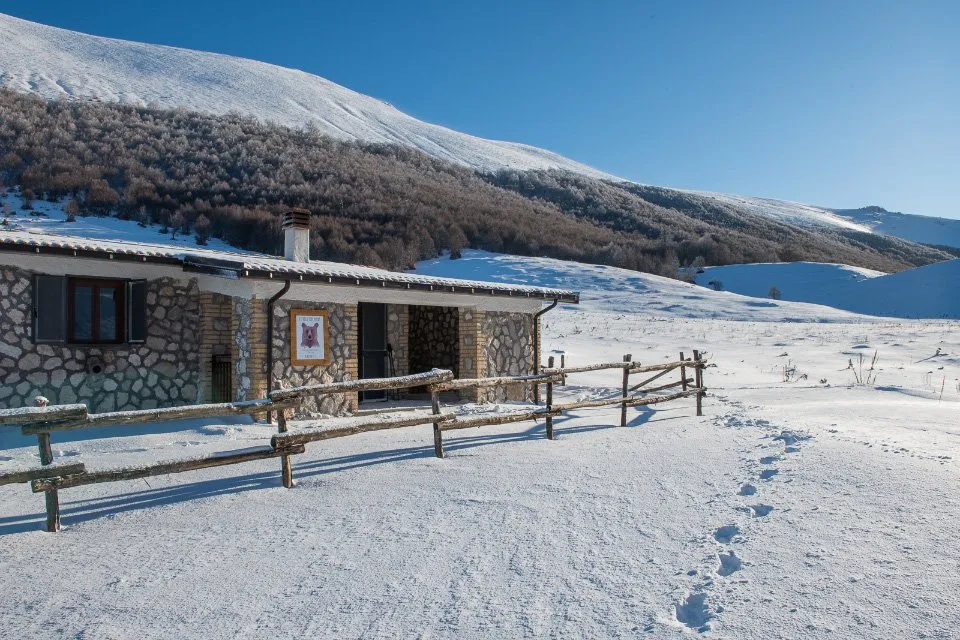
<box><xmin>532</xmin><ymin>298</ymin><xmax>559</xmax><ymax>404</ymax></box>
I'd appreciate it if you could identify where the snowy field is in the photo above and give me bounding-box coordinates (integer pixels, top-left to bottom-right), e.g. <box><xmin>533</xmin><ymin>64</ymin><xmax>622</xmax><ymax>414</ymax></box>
<box><xmin>2</xmin><ymin>250</ymin><xmax>959</xmax><ymax>638</ymax></box>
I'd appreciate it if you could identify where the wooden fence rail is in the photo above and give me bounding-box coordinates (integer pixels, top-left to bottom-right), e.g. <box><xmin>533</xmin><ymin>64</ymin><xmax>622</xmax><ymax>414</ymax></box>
<box><xmin>2</xmin><ymin>351</ymin><xmax>709</xmax><ymax>533</ymax></box>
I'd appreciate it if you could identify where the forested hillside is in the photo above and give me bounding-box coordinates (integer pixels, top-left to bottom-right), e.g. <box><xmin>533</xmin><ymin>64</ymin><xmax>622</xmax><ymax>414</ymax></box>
<box><xmin>0</xmin><ymin>90</ymin><xmax>948</xmax><ymax>273</ymax></box>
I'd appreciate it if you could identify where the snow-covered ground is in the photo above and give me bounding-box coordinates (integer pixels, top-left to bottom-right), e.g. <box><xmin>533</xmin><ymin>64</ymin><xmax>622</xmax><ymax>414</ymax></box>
<box><xmin>0</xmin><ymin>189</ymin><xmax>246</xmax><ymax>254</ymax></box>
<box><xmin>2</xmin><ymin>249</ymin><xmax>958</xmax><ymax>638</ymax></box>
<box><xmin>694</xmin><ymin>260</ymin><xmax>960</xmax><ymax>319</ymax></box>
<box><xmin>833</xmin><ymin>207</ymin><xmax>960</xmax><ymax>250</ymax></box>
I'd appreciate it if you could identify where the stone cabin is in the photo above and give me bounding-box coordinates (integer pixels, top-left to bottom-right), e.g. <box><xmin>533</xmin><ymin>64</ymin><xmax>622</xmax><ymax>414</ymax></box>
<box><xmin>0</xmin><ymin>211</ymin><xmax>579</xmax><ymax>415</ymax></box>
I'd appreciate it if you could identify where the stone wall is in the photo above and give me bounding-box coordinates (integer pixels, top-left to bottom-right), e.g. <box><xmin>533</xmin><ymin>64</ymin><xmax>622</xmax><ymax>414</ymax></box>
<box><xmin>0</xmin><ymin>266</ymin><xmax>202</xmax><ymax>412</ymax></box>
<box><xmin>482</xmin><ymin>311</ymin><xmax>536</xmax><ymax>402</ymax></box>
<box><xmin>270</xmin><ymin>300</ymin><xmax>358</xmax><ymax>416</ymax></box>
<box><xmin>386</xmin><ymin>304</ymin><xmax>409</xmax><ymax>377</ymax></box>
<box><xmin>409</xmin><ymin>305</ymin><xmax>459</xmax><ymax>376</ymax></box>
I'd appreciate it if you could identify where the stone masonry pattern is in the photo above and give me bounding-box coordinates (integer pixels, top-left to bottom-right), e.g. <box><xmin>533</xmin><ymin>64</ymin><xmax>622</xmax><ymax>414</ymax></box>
<box><xmin>0</xmin><ymin>266</ymin><xmax>202</xmax><ymax>412</ymax></box>
<box><xmin>408</xmin><ymin>305</ymin><xmax>459</xmax><ymax>377</ymax></box>
<box><xmin>483</xmin><ymin>311</ymin><xmax>535</xmax><ymax>402</ymax></box>
<box><xmin>270</xmin><ymin>300</ymin><xmax>357</xmax><ymax>417</ymax></box>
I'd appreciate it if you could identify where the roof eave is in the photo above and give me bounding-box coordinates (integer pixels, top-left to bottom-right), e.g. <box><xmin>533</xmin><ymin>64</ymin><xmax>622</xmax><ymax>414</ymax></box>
<box><xmin>238</xmin><ymin>268</ymin><xmax>580</xmax><ymax>303</ymax></box>
<box><xmin>0</xmin><ymin>241</ymin><xmax>581</xmax><ymax>304</ymax></box>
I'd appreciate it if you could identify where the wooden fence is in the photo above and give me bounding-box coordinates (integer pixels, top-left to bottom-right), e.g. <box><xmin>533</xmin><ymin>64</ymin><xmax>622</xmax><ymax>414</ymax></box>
<box><xmin>1</xmin><ymin>352</ymin><xmax>708</xmax><ymax>532</ymax></box>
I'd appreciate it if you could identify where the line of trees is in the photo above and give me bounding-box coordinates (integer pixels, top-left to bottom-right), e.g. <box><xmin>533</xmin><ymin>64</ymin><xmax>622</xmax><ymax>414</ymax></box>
<box><xmin>0</xmin><ymin>89</ymin><xmax>948</xmax><ymax>274</ymax></box>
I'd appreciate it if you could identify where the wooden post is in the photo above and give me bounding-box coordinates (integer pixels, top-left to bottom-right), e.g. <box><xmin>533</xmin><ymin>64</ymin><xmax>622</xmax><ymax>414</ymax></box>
<box><xmin>693</xmin><ymin>350</ymin><xmax>703</xmax><ymax>416</ymax></box>
<box><xmin>621</xmin><ymin>354</ymin><xmax>632</xmax><ymax>427</ymax></box>
<box><xmin>37</xmin><ymin>433</ymin><xmax>59</xmax><ymax>532</ymax></box>
<box><xmin>560</xmin><ymin>354</ymin><xmax>566</xmax><ymax>386</ymax></box>
<box><xmin>545</xmin><ymin>356</ymin><xmax>555</xmax><ymax>440</ymax></box>
<box><xmin>679</xmin><ymin>352</ymin><xmax>688</xmax><ymax>392</ymax></box>
<box><xmin>277</xmin><ymin>408</ymin><xmax>294</xmax><ymax>488</ymax></box>
<box><xmin>431</xmin><ymin>390</ymin><xmax>444</xmax><ymax>458</ymax></box>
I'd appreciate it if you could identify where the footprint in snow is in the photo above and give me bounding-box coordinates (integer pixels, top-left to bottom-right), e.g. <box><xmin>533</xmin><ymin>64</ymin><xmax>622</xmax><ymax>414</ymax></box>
<box><xmin>749</xmin><ymin>504</ymin><xmax>774</xmax><ymax>517</ymax></box>
<box><xmin>675</xmin><ymin>592</ymin><xmax>713</xmax><ymax>632</ymax></box>
<box><xmin>717</xmin><ymin>551</ymin><xmax>742</xmax><ymax>576</ymax></box>
<box><xmin>714</xmin><ymin>524</ymin><xmax>740</xmax><ymax>544</ymax></box>
<box><xmin>759</xmin><ymin>455</ymin><xmax>780</xmax><ymax>465</ymax></box>
<box><xmin>738</xmin><ymin>483</ymin><xmax>757</xmax><ymax>496</ymax></box>
<box><xmin>759</xmin><ymin>469</ymin><xmax>779</xmax><ymax>481</ymax></box>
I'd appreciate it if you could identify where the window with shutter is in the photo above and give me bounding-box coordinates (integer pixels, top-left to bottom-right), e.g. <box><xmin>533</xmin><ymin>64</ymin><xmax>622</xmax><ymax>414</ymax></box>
<box><xmin>33</xmin><ymin>276</ymin><xmax>148</xmax><ymax>345</ymax></box>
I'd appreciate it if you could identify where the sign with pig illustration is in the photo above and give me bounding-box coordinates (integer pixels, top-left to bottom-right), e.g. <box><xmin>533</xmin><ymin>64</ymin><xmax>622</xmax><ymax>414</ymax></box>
<box><xmin>289</xmin><ymin>308</ymin><xmax>330</xmax><ymax>366</ymax></box>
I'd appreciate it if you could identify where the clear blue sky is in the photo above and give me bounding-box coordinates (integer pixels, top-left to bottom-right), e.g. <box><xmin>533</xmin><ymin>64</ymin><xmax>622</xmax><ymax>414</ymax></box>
<box><xmin>3</xmin><ymin>1</ymin><xmax>959</xmax><ymax>218</ymax></box>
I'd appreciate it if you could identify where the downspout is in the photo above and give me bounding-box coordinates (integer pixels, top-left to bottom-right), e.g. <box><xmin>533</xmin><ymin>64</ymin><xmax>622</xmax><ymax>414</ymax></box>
<box><xmin>532</xmin><ymin>298</ymin><xmax>559</xmax><ymax>404</ymax></box>
<box><xmin>265</xmin><ymin>280</ymin><xmax>291</xmax><ymax>423</ymax></box>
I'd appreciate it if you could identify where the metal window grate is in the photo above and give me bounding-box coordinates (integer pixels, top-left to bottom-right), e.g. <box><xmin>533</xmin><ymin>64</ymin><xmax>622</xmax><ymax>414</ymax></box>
<box><xmin>211</xmin><ymin>355</ymin><xmax>232</xmax><ymax>403</ymax></box>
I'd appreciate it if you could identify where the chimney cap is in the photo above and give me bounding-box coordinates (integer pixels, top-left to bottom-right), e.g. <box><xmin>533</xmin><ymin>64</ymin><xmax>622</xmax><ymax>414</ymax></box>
<box><xmin>282</xmin><ymin>208</ymin><xmax>311</xmax><ymax>229</ymax></box>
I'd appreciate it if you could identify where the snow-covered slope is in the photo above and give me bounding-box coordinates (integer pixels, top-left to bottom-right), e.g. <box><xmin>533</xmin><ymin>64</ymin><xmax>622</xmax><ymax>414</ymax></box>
<box><xmin>832</xmin><ymin>206</ymin><xmax>960</xmax><ymax>249</ymax></box>
<box><xmin>687</xmin><ymin>191</ymin><xmax>875</xmax><ymax>233</ymax></box>
<box><xmin>414</xmin><ymin>250</ymin><xmax>884</xmax><ymax>322</ymax></box>
<box><xmin>695</xmin><ymin>260</ymin><xmax>960</xmax><ymax>319</ymax></box>
<box><xmin>0</xmin><ymin>189</ymin><xmax>247</xmax><ymax>254</ymax></box>
<box><xmin>0</xmin><ymin>12</ymin><xmax>610</xmax><ymax>178</ymax></box>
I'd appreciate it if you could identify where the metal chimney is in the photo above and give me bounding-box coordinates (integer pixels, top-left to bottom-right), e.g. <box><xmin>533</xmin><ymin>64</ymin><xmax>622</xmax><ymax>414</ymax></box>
<box><xmin>282</xmin><ymin>208</ymin><xmax>311</xmax><ymax>262</ymax></box>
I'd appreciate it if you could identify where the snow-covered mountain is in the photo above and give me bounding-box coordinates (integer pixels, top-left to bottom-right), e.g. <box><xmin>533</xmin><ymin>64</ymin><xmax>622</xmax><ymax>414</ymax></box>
<box><xmin>2</xmin><ymin>12</ymin><xmax>958</xmax><ymax>250</ymax></box>
<box><xmin>0</xmin><ymin>12</ymin><xmax>609</xmax><ymax>179</ymax></box>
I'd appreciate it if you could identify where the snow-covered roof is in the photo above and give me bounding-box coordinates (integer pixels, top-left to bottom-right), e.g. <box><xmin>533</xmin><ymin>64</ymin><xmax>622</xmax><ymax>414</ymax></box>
<box><xmin>0</xmin><ymin>229</ymin><xmax>579</xmax><ymax>303</ymax></box>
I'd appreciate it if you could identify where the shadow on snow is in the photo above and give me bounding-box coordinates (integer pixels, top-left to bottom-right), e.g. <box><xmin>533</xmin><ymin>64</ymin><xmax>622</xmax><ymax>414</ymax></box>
<box><xmin>0</xmin><ymin>405</ymin><xmax>677</xmax><ymax>534</ymax></box>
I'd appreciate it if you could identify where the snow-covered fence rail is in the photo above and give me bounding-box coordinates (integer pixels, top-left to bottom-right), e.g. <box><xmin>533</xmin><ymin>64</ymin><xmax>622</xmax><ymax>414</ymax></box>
<box><xmin>20</xmin><ymin>398</ymin><xmax>302</xmax><ymax>435</ymax></box>
<box><xmin>5</xmin><ymin>397</ymin><xmax>309</xmax><ymax>532</ymax></box>
<box><xmin>8</xmin><ymin>354</ymin><xmax>707</xmax><ymax>533</ymax></box>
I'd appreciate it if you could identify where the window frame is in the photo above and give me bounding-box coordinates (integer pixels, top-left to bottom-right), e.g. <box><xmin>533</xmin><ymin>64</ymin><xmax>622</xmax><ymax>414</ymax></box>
<box><xmin>66</xmin><ymin>277</ymin><xmax>127</xmax><ymax>345</ymax></box>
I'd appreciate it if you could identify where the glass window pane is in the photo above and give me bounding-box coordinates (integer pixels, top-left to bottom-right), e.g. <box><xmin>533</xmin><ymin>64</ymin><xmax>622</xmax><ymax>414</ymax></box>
<box><xmin>73</xmin><ymin>286</ymin><xmax>93</xmax><ymax>340</ymax></box>
<box><xmin>99</xmin><ymin>287</ymin><xmax>118</xmax><ymax>341</ymax></box>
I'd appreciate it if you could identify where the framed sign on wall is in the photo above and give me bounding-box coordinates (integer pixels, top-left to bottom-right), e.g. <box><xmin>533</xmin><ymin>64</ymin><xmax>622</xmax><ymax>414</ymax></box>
<box><xmin>290</xmin><ymin>308</ymin><xmax>330</xmax><ymax>366</ymax></box>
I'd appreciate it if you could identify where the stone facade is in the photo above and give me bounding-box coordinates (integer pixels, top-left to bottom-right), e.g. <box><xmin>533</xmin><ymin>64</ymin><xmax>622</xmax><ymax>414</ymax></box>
<box><xmin>0</xmin><ymin>260</ymin><xmax>546</xmax><ymax>415</ymax></box>
<box><xmin>0</xmin><ymin>266</ymin><xmax>202</xmax><ymax>412</ymax></box>
<box><xmin>408</xmin><ymin>305</ymin><xmax>459</xmax><ymax>376</ymax></box>
<box><xmin>386</xmin><ymin>304</ymin><xmax>409</xmax><ymax>377</ymax></box>
<box><xmin>483</xmin><ymin>311</ymin><xmax>536</xmax><ymax>402</ymax></box>
<box><xmin>270</xmin><ymin>300</ymin><xmax>358</xmax><ymax>416</ymax></box>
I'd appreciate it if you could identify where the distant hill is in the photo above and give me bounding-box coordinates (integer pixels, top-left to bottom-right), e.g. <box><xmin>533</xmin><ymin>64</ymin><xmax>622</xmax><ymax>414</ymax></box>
<box><xmin>831</xmin><ymin>207</ymin><xmax>960</xmax><ymax>251</ymax></box>
<box><xmin>694</xmin><ymin>260</ymin><xmax>959</xmax><ymax>319</ymax></box>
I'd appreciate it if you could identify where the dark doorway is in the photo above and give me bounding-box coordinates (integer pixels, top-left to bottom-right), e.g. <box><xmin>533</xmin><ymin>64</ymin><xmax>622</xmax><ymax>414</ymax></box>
<box><xmin>358</xmin><ymin>302</ymin><xmax>388</xmax><ymax>401</ymax></box>
<box><xmin>408</xmin><ymin>305</ymin><xmax>459</xmax><ymax>378</ymax></box>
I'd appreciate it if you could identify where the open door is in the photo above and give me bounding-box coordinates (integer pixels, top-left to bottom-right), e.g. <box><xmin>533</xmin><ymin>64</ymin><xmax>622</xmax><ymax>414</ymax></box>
<box><xmin>358</xmin><ymin>302</ymin><xmax>388</xmax><ymax>401</ymax></box>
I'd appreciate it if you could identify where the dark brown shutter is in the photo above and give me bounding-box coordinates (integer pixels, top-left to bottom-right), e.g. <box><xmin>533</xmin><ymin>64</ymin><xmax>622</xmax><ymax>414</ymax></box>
<box><xmin>127</xmin><ymin>280</ymin><xmax>147</xmax><ymax>343</ymax></box>
<box><xmin>33</xmin><ymin>275</ymin><xmax>66</xmax><ymax>343</ymax></box>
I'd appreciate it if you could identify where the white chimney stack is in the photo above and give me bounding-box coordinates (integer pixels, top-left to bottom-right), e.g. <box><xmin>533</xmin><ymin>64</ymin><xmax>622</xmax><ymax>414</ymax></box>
<box><xmin>282</xmin><ymin>208</ymin><xmax>311</xmax><ymax>262</ymax></box>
